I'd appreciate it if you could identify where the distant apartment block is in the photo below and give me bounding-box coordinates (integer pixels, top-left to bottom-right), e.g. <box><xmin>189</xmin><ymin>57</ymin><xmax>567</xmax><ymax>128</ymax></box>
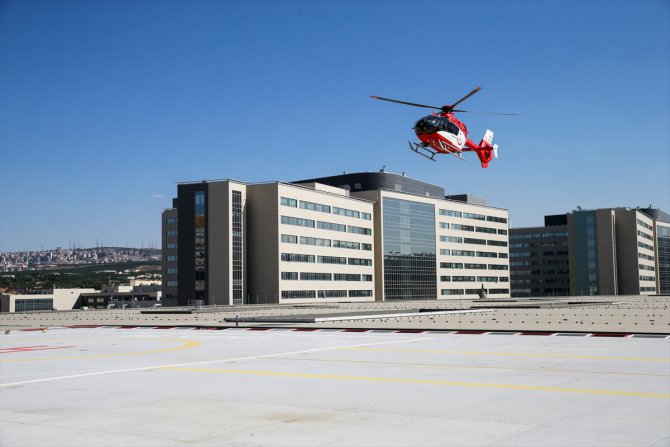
<box><xmin>162</xmin><ymin>171</ymin><xmax>510</xmax><ymax>306</ymax></box>
<box><xmin>510</xmin><ymin>207</ymin><xmax>670</xmax><ymax>297</ymax></box>
<box><xmin>509</xmin><ymin>215</ymin><xmax>569</xmax><ymax>297</ymax></box>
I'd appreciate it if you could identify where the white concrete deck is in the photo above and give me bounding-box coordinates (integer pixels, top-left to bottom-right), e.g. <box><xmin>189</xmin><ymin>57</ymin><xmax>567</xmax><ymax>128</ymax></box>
<box><xmin>1</xmin><ymin>327</ymin><xmax>669</xmax><ymax>446</ymax></box>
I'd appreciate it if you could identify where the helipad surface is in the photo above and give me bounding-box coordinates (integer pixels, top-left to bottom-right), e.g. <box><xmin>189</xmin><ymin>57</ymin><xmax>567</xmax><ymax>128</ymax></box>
<box><xmin>1</xmin><ymin>327</ymin><xmax>669</xmax><ymax>446</ymax></box>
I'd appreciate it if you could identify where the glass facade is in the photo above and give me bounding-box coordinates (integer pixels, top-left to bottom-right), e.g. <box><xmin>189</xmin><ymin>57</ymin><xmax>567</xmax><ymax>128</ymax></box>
<box><xmin>382</xmin><ymin>197</ymin><xmax>436</xmax><ymax>300</ymax></box>
<box><xmin>571</xmin><ymin>211</ymin><xmax>600</xmax><ymax>295</ymax></box>
<box><xmin>232</xmin><ymin>190</ymin><xmax>243</xmax><ymax>305</ymax></box>
<box><xmin>15</xmin><ymin>298</ymin><xmax>54</xmax><ymax>312</ymax></box>
<box><xmin>194</xmin><ymin>191</ymin><xmax>206</xmax><ymax>300</ymax></box>
<box><xmin>657</xmin><ymin>225</ymin><xmax>670</xmax><ymax>294</ymax></box>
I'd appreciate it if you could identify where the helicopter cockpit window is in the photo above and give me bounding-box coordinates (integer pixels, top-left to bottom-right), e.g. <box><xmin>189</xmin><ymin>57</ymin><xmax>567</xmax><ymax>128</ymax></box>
<box><xmin>414</xmin><ymin>116</ymin><xmax>441</xmax><ymax>135</ymax></box>
<box><xmin>446</xmin><ymin>121</ymin><xmax>460</xmax><ymax>135</ymax></box>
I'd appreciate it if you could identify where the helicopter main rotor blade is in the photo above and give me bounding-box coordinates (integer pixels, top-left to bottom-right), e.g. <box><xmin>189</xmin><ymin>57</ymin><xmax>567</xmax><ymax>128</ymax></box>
<box><xmin>370</xmin><ymin>96</ymin><xmax>442</xmax><ymax>110</ymax></box>
<box><xmin>448</xmin><ymin>86</ymin><xmax>482</xmax><ymax>110</ymax></box>
<box><xmin>453</xmin><ymin>109</ymin><xmax>520</xmax><ymax>116</ymax></box>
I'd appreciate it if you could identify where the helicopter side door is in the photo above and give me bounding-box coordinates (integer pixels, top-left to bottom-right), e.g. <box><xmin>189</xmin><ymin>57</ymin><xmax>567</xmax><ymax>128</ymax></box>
<box><xmin>436</xmin><ymin>118</ymin><xmax>465</xmax><ymax>150</ymax></box>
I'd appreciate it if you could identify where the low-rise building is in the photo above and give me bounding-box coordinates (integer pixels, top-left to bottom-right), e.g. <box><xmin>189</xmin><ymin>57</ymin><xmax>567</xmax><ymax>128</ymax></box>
<box><xmin>0</xmin><ymin>288</ymin><xmax>98</xmax><ymax>312</ymax></box>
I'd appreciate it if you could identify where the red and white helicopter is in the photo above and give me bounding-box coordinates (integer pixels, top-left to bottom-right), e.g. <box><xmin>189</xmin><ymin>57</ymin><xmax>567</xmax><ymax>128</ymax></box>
<box><xmin>371</xmin><ymin>87</ymin><xmax>514</xmax><ymax>168</ymax></box>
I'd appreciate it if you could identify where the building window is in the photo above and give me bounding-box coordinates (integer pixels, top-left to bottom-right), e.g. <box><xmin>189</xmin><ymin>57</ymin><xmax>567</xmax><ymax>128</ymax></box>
<box><xmin>280</xmin><ymin>197</ymin><xmax>297</xmax><ymax>207</ymax></box>
<box><xmin>317</xmin><ymin>221</ymin><xmax>347</xmax><ymax>232</ymax></box>
<box><xmin>318</xmin><ymin>290</ymin><xmax>348</xmax><ymax>298</ymax></box>
<box><xmin>348</xmin><ymin>257</ymin><xmax>372</xmax><ymax>266</ymax></box>
<box><xmin>487</xmin><ymin>216</ymin><xmax>508</xmax><ymax>224</ymax></box>
<box><xmin>461</xmin><ymin>213</ymin><xmax>484</xmax><ymax>221</ymax></box>
<box><xmin>281</xmin><ymin>234</ymin><xmax>298</xmax><ymax>244</ymax></box>
<box><xmin>464</xmin><ymin>238</ymin><xmax>487</xmax><ymax>245</ymax></box>
<box><xmin>440</xmin><ymin>262</ymin><xmax>463</xmax><ymax>269</ymax></box>
<box><xmin>281</xmin><ymin>290</ymin><xmax>316</xmax><ymax>299</ymax></box>
<box><xmin>439</xmin><ymin>209</ymin><xmax>462</xmax><ymax>218</ymax></box>
<box><xmin>166</xmin><ymin>217</ymin><xmax>178</xmax><ymax>225</ymax></box>
<box><xmin>441</xmin><ymin>289</ymin><xmax>463</xmax><ymax>296</ymax></box>
<box><xmin>300</xmin><ymin>272</ymin><xmax>332</xmax><ymax>281</ymax></box>
<box><xmin>334</xmin><ymin>273</ymin><xmax>361</xmax><ymax>281</ymax></box>
<box><xmin>452</xmin><ymin>224</ymin><xmax>474</xmax><ymax>232</ymax></box>
<box><xmin>300</xmin><ymin>236</ymin><xmax>331</xmax><ymax>247</ymax></box>
<box><xmin>441</xmin><ymin>236</ymin><xmax>462</xmax><ymax>243</ymax></box>
<box><xmin>281</xmin><ymin>253</ymin><xmax>315</xmax><ymax>263</ymax></box>
<box><xmin>349</xmin><ymin>290</ymin><xmax>372</xmax><ymax>297</ymax></box>
<box><xmin>452</xmin><ymin>250</ymin><xmax>475</xmax><ymax>257</ymax></box>
<box><xmin>300</xmin><ymin>200</ymin><xmax>331</xmax><ymax>213</ymax></box>
<box><xmin>281</xmin><ymin>216</ymin><xmax>315</xmax><ymax>228</ymax></box>
<box><xmin>317</xmin><ymin>255</ymin><xmax>347</xmax><ymax>265</ymax></box>
<box><xmin>333</xmin><ymin>207</ymin><xmax>360</xmax><ymax>219</ymax></box>
<box><xmin>452</xmin><ymin>276</ymin><xmax>476</xmax><ymax>282</ymax></box>
<box><xmin>348</xmin><ymin>225</ymin><xmax>372</xmax><ymax>235</ymax></box>
<box><xmin>477</xmin><ymin>251</ymin><xmax>497</xmax><ymax>258</ymax></box>
<box><xmin>333</xmin><ymin>240</ymin><xmax>360</xmax><ymax>250</ymax></box>
<box><xmin>281</xmin><ymin>272</ymin><xmax>298</xmax><ymax>280</ymax></box>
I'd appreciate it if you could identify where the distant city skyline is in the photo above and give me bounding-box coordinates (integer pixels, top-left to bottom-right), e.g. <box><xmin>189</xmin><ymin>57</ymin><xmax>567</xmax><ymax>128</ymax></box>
<box><xmin>0</xmin><ymin>246</ymin><xmax>160</xmax><ymax>272</ymax></box>
<box><xmin>1</xmin><ymin>1</ymin><xmax>668</xmax><ymax>252</ymax></box>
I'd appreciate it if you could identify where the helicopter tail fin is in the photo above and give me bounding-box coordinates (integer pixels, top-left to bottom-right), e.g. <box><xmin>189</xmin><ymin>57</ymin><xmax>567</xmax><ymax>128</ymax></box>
<box><xmin>480</xmin><ymin>129</ymin><xmax>494</xmax><ymax>147</ymax></box>
<box><xmin>476</xmin><ymin>130</ymin><xmax>496</xmax><ymax>168</ymax></box>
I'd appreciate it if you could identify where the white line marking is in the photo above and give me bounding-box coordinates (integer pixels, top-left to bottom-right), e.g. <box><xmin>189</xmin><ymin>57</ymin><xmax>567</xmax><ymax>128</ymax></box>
<box><xmin>315</xmin><ymin>309</ymin><xmax>494</xmax><ymax>322</ymax></box>
<box><xmin>0</xmin><ymin>337</ymin><xmax>432</xmax><ymax>387</ymax></box>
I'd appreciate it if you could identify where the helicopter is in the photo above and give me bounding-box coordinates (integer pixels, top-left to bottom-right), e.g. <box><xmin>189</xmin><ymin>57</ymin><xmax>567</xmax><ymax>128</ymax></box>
<box><xmin>370</xmin><ymin>87</ymin><xmax>514</xmax><ymax>168</ymax></box>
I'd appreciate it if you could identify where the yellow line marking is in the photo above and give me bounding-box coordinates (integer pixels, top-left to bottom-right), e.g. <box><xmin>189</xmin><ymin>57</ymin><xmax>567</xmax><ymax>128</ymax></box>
<box><xmin>157</xmin><ymin>366</ymin><xmax>670</xmax><ymax>399</ymax></box>
<box><xmin>269</xmin><ymin>356</ymin><xmax>670</xmax><ymax>378</ymax></box>
<box><xmin>338</xmin><ymin>347</ymin><xmax>670</xmax><ymax>362</ymax></box>
<box><xmin>0</xmin><ymin>338</ymin><xmax>201</xmax><ymax>362</ymax></box>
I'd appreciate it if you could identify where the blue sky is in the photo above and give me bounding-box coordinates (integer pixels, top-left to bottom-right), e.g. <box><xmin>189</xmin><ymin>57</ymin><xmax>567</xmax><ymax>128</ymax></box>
<box><xmin>1</xmin><ymin>0</ymin><xmax>668</xmax><ymax>252</ymax></box>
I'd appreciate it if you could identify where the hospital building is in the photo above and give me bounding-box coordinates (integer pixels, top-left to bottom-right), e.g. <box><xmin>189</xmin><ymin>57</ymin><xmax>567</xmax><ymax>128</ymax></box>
<box><xmin>161</xmin><ymin>170</ymin><xmax>510</xmax><ymax>306</ymax></box>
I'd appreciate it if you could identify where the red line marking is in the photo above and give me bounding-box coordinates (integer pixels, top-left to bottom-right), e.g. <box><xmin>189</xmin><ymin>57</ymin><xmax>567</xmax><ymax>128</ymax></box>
<box><xmin>65</xmin><ymin>325</ymin><xmax>102</xmax><ymax>329</ymax></box>
<box><xmin>153</xmin><ymin>326</ymin><xmax>175</xmax><ymax>329</ymax></box>
<box><xmin>292</xmin><ymin>328</ymin><xmax>319</xmax><ymax>332</ymax></box>
<box><xmin>518</xmin><ymin>331</ymin><xmax>556</xmax><ymax>336</ymax></box>
<box><xmin>452</xmin><ymin>330</ymin><xmax>489</xmax><ymax>335</ymax></box>
<box><xmin>0</xmin><ymin>345</ymin><xmax>74</xmax><ymax>354</ymax></box>
<box><xmin>342</xmin><ymin>329</ymin><xmax>370</xmax><ymax>333</ymax></box>
<box><xmin>395</xmin><ymin>329</ymin><xmax>427</xmax><ymax>334</ymax></box>
<box><xmin>247</xmin><ymin>327</ymin><xmax>273</xmax><ymax>331</ymax></box>
<box><xmin>589</xmin><ymin>332</ymin><xmax>631</xmax><ymax>338</ymax></box>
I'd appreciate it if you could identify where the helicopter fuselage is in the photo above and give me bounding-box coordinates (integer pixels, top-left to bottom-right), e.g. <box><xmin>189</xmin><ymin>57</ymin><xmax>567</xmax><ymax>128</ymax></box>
<box><xmin>414</xmin><ymin>113</ymin><xmax>473</xmax><ymax>154</ymax></box>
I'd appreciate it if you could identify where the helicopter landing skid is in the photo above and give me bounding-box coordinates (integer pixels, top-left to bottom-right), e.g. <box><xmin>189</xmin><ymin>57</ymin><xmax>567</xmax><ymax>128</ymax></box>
<box><xmin>408</xmin><ymin>141</ymin><xmax>437</xmax><ymax>162</ymax></box>
<box><xmin>409</xmin><ymin>141</ymin><xmax>465</xmax><ymax>162</ymax></box>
